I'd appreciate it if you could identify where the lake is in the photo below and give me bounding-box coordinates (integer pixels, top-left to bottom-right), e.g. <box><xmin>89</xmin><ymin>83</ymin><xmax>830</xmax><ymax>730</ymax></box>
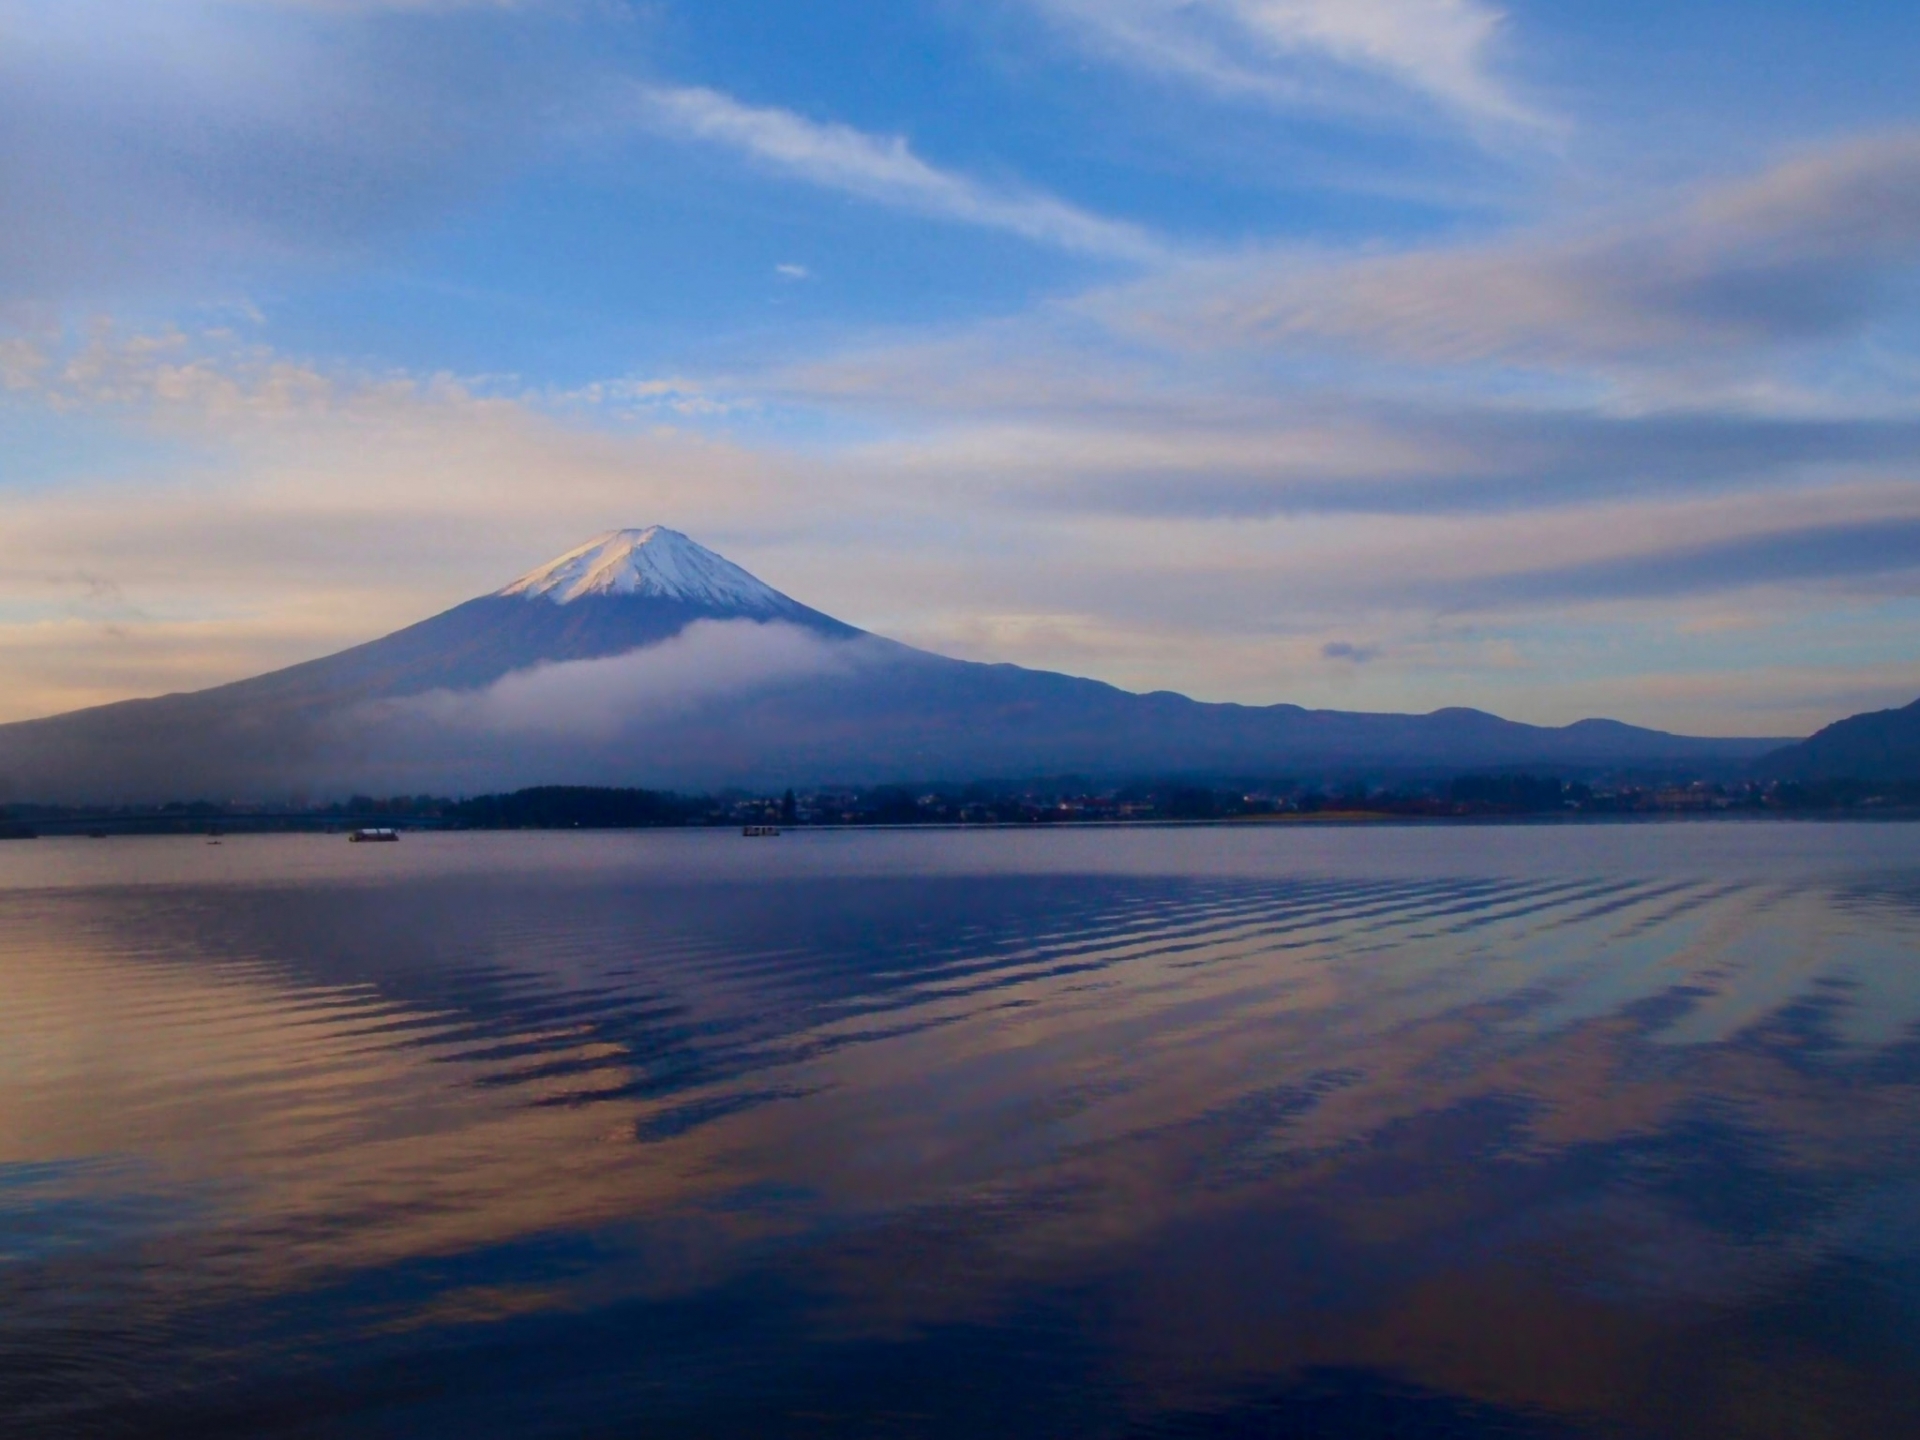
<box><xmin>3</xmin><ymin>823</ymin><xmax>1918</xmax><ymax>1438</ymax></box>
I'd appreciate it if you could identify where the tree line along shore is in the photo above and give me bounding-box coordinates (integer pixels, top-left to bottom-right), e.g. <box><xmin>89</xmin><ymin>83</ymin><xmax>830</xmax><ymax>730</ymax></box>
<box><xmin>6</xmin><ymin>774</ymin><xmax>1918</xmax><ymax>838</ymax></box>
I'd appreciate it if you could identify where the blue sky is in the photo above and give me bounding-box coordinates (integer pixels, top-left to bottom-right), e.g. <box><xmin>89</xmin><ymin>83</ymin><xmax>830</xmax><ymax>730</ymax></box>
<box><xmin>2</xmin><ymin>0</ymin><xmax>1919</xmax><ymax>734</ymax></box>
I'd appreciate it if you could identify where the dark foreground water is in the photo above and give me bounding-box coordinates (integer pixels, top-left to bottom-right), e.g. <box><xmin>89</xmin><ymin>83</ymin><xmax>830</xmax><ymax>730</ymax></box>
<box><xmin>3</xmin><ymin>824</ymin><xmax>1919</xmax><ymax>1439</ymax></box>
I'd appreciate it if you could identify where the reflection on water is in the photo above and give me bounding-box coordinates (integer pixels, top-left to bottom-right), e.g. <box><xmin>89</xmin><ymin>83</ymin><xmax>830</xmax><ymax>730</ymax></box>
<box><xmin>3</xmin><ymin>826</ymin><xmax>1919</xmax><ymax>1438</ymax></box>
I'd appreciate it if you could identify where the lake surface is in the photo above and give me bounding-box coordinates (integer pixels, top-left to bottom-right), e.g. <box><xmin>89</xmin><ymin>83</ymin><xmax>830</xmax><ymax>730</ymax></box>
<box><xmin>3</xmin><ymin>824</ymin><xmax>1919</xmax><ymax>1438</ymax></box>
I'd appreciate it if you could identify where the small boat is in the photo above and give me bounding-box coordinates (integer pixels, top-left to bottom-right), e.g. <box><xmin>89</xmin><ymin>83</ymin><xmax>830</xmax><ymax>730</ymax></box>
<box><xmin>348</xmin><ymin>827</ymin><xmax>400</xmax><ymax>843</ymax></box>
<box><xmin>741</xmin><ymin>825</ymin><xmax>782</xmax><ymax>837</ymax></box>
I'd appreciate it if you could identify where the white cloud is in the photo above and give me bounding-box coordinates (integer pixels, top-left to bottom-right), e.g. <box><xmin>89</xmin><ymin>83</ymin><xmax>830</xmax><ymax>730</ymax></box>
<box><xmin>383</xmin><ymin>620</ymin><xmax>861</xmax><ymax>739</ymax></box>
<box><xmin>632</xmin><ymin>85</ymin><xmax>1165</xmax><ymax>263</ymax></box>
<box><xmin>775</xmin><ymin>263</ymin><xmax>812</xmax><ymax>281</ymax></box>
<box><xmin>554</xmin><ymin>374</ymin><xmax>743</xmax><ymax>417</ymax></box>
<box><xmin>1026</xmin><ymin>0</ymin><xmax>1542</xmax><ymax>131</ymax></box>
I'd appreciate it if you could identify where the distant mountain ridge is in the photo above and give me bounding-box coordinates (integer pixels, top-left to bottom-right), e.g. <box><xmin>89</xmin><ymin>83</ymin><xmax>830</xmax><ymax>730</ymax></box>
<box><xmin>0</xmin><ymin>529</ymin><xmax>1792</xmax><ymax>802</ymax></box>
<box><xmin>1755</xmin><ymin>697</ymin><xmax>1920</xmax><ymax>782</ymax></box>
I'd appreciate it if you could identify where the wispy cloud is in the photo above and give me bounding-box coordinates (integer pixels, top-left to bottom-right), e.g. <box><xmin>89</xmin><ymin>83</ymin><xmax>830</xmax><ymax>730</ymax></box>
<box><xmin>1025</xmin><ymin>0</ymin><xmax>1543</xmax><ymax>132</ymax></box>
<box><xmin>771</xmin><ymin>133</ymin><xmax>1920</xmax><ymax>535</ymax></box>
<box><xmin>1429</xmin><ymin>516</ymin><xmax>1920</xmax><ymax>610</ymax></box>
<box><xmin>1097</xmin><ymin>132</ymin><xmax>1920</xmax><ymax>376</ymax></box>
<box><xmin>965</xmin><ymin>409</ymin><xmax>1920</xmax><ymax>519</ymax></box>
<box><xmin>631</xmin><ymin>85</ymin><xmax>1166</xmax><ymax>263</ymax></box>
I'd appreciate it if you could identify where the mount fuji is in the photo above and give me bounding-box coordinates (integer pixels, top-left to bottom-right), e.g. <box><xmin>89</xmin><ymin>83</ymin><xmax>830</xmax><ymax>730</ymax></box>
<box><xmin>157</xmin><ymin>527</ymin><xmax>857</xmax><ymax>710</ymax></box>
<box><xmin>0</xmin><ymin>528</ymin><xmax>1787</xmax><ymax>801</ymax></box>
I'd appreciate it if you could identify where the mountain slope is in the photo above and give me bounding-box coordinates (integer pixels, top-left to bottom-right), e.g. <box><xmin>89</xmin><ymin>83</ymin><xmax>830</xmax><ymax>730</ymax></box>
<box><xmin>0</xmin><ymin>529</ymin><xmax>1790</xmax><ymax>802</ymax></box>
<box><xmin>1755</xmin><ymin>697</ymin><xmax>1920</xmax><ymax>782</ymax></box>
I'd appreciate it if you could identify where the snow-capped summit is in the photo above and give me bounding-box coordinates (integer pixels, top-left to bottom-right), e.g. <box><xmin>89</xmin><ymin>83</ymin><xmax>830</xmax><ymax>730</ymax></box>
<box><xmin>498</xmin><ymin>528</ymin><xmax>797</xmax><ymax>612</ymax></box>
